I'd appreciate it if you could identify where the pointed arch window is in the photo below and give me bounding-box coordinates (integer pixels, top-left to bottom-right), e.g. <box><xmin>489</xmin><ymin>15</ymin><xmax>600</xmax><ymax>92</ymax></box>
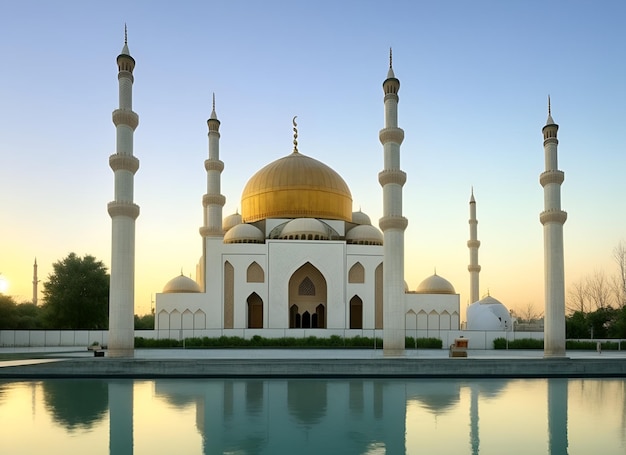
<box><xmin>298</xmin><ymin>277</ymin><xmax>316</xmax><ymax>296</ymax></box>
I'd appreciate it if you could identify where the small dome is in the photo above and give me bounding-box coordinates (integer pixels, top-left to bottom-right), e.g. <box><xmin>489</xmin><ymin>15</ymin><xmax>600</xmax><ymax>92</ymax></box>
<box><xmin>404</xmin><ymin>280</ymin><xmax>409</xmax><ymax>293</ymax></box>
<box><xmin>223</xmin><ymin>223</ymin><xmax>265</xmax><ymax>244</ymax></box>
<box><xmin>280</xmin><ymin>218</ymin><xmax>328</xmax><ymax>240</ymax></box>
<box><xmin>351</xmin><ymin>210</ymin><xmax>371</xmax><ymax>225</ymax></box>
<box><xmin>415</xmin><ymin>274</ymin><xmax>456</xmax><ymax>294</ymax></box>
<box><xmin>163</xmin><ymin>275</ymin><xmax>201</xmax><ymax>294</ymax></box>
<box><xmin>346</xmin><ymin>225</ymin><xmax>383</xmax><ymax>245</ymax></box>
<box><xmin>467</xmin><ymin>295</ymin><xmax>512</xmax><ymax>331</ymax></box>
<box><xmin>222</xmin><ymin>212</ymin><xmax>242</xmax><ymax>232</ymax></box>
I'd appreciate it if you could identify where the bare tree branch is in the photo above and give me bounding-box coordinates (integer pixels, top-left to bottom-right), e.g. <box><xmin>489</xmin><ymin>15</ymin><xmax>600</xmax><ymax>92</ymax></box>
<box><xmin>586</xmin><ymin>270</ymin><xmax>613</xmax><ymax>310</ymax></box>
<box><xmin>613</xmin><ymin>240</ymin><xmax>626</xmax><ymax>308</ymax></box>
<box><xmin>567</xmin><ymin>278</ymin><xmax>588</xmax><ymax>314</ymax></box>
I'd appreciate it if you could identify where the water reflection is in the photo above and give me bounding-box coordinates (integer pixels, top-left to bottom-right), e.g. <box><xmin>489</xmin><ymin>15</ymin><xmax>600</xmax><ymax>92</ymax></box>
<box><xmin>42</xmin><ymin>379</ymin><xmax>108</xmax><ymax>430</ymax></box>
<box><xmin>0</xmin><ymin>378</ymin><xmax>624</xmax><ymax>454</ymax></box>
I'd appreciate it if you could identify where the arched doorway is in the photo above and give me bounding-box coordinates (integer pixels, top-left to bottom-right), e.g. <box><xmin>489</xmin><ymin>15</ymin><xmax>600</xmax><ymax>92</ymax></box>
<box><xmin>288</xmin><ymin>262</ymin><xmax>327</xmax><ymax>328</ymax></box>
<box><xmin>350</xmin><ymin>295</ymin><xmax>363</xmax><ymax>329</ymax></box>
<box><xmin>247</xmin><ymin>292</ymin><xmax>263</xmax><ymax>328</ymax></box>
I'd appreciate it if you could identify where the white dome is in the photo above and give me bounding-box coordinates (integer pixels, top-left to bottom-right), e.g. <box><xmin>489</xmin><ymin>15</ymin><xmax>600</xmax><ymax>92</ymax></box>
<box><xmin>346</xmin><ymin>224</ymin><xmax>383</xmax><ymax>245</ymax></box>
<box><xmin>222</xmin><ymin>212</ymin><xmax>242</xmax><ymax>232</ymax></box>
<box><xmin>162</xmin><ymin>275</ymin><xmax>201</xmax><ymax>294</ymax></box>
<box><xmin>415</xmin><ymin>274</ymin><xmax>456</xmax><ymax>294</ymax></box>
<box><xmin>466</xmin><ymin>295</ymin><xmax>512</xmax><ymax>331</ymax></box>
<box><xmin>223</xmin><ymin>223</ymin><xmax>265</xmax><ymax>244</ymax></box>
<box><xmin>351</xmin><ymin>210</ymin><xmax>371</xmax><ymax>225</ymax></box>
<box><xmin>280</xmin><ymin>218</ymin><xmax>328</xmax><ymax>240</ymax></box>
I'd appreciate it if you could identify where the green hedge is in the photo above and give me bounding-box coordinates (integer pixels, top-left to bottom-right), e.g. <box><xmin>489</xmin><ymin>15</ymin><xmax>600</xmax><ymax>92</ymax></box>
<box><xmin>493</xmin><ymin>337</ymin><xmax>623</xmax><ymax>350</ymax></box>
<box><xmin>493</xmin><ymin>338</ymin><xmax>544</xmax><ymax>349</ymax></box>
<box><xmin>135</xmin><ymin>335</ymin><xmax>443</xmax><ymax>349</ymax></box>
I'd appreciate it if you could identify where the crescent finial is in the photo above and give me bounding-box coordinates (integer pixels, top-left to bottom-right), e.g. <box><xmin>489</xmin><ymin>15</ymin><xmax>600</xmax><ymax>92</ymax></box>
<box><xmin>292</xmin><ymin>116</ymin><xmax>298</xmax><ymax>154</ymax></box>
<box><xmin>548</xmin><ymin>94</ymin><xmax>551</xmax><ymax>116</ymax></box>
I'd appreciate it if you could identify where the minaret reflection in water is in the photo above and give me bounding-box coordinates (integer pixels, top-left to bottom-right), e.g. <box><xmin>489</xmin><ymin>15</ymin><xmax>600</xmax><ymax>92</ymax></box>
<box><xmin>6</xmin><ymin>378</ymin><xmax>626</xmax><ymax>454</ymax></box>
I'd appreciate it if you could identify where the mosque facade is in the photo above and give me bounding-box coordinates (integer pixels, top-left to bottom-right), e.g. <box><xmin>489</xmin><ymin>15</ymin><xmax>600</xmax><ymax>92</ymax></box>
<box><xmin>153</xmin><ymin>57</ymin><xmax>461</xmax><ymax>335</ymax></box>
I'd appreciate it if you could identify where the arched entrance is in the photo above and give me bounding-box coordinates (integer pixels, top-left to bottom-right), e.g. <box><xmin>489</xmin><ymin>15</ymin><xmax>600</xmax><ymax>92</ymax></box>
<box><xmin>247</xmin><ymin>292</ymin><xmax>263</xmax><ymax>328</ymax></box>
<box><xmin>350</xmin><ymin>295</ymin><xmax>363</xmax><ymax>329</ymax></box>
<box><xmin>288</xmin><ymin>262</ymin><xmax>327</xmax><ymax>328</ymax></box>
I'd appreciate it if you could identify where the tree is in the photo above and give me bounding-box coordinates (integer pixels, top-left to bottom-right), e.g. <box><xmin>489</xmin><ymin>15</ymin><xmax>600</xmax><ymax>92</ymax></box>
<box><xmin>134</xmin><ymin>313</ymin><xmax>154</xmax><ymax>330</ymax></box>
<box><xmin>586</xmin><ymin>270</ymin><xmax>613</xmax><ymax>310</ymax></box>
<box><xmin>613</xmin><ymin>240</ymin><xmax>626</xmax><ymax>308</ymax></box>
<box><xmin>42</xmin><ymin>253</ymin><xmax>109</xmax><ymax>329</ymax></box>
<box><xmin>0</xmin><ymin>294</ymin><xmax>18</xmax><ymax>329</ymax></box>
<box><xmin>567</xmin><ymin>278</ymin><xmax>588</xmax><ymax>314</ymax></box>
<box><xmin>518</xmin><ymin>302</ymin><xmax>543</xmax><ymax>323</ymax></box>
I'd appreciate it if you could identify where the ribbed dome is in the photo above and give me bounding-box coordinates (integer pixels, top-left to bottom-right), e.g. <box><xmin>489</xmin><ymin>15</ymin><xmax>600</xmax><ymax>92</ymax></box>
<box><xmin>467</xmin><ymin>295</ymin><xmax>512</xmax><ymax>331</ymax></box>
<box><xmin>222</xmin><ymin>212</ymin><xmax>242</xmax><ymax>232</ymax></box>
<box><xmin>346</xmin><ymin>225</ymin><xmax>383</xmax><ymax>245</ymax></box>
<box><xmin>241</xmin><ymin>151</ymin><xmax>352</xmax><ymax>223</ymax></box>
<box><xmin>223</xmin><ymin>223</ymin><xmax>265</xmax><ymax>244</ymax></box>
<box><xmin>415</xmin><ymin>274</ymin><xmax>456</xmax><ymax>294</ymax></box>
<box><xmin>280</xmin><ymin>218</ymin><xmax>328</xmax><ymax>240</ymax></box>
<box><xmin>162</xmin><ymin>275</ymin><xmax>201</xmax><ymax>294</ymax></box>
<box><xmin>351</xmin><ymin>210</ymin><xmax>372</xmax><ymax>225</ymax></box>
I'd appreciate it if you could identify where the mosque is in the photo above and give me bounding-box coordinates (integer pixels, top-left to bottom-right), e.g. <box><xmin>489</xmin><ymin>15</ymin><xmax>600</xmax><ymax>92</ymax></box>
<box><xmin>154</xmin><ymin>68</ymin><xmax>462</xmax><ymax>334</ymax></box>
<box><xmin>108</xmin><ymin>35</ymin><xmax>566</xmax><ymax>357</ymax></box>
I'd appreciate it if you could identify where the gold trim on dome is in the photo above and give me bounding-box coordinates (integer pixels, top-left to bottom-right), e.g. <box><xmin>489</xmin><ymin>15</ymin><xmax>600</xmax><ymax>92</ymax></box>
<box><xmin>241</xmin><ymin>152</ymin><xmax>352</xmax><ymax>223</ymax></box>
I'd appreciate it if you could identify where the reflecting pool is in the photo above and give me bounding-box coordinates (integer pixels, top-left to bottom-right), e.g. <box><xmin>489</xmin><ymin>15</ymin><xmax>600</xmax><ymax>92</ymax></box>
<box><xmin>0</xmin><ymin>378</ymin><xmax>624</xmax><ymax>454</ymax></box>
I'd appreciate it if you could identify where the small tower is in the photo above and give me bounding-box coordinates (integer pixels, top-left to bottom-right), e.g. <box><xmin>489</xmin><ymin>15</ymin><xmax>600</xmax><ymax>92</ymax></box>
<box><xmin>199</xmin><ymin>94</ymin><xmax>225</xmax><ymax>239</ymax></box>
<box><xmin>378</xmin><ymin>49</ymin><xmax>408</xmax><ymax>355</ymax></box>
<box><xmin>467</xmin><ymin>189</ymin><xmax>481</xmax><ymax>304</ymax></box>
<box><xmin>540</xmin><ymin>97</ymin><xmax>567</xmax><ymax>358</ymax></box>
<box><xmin>108</xmin><ymin>27</ymin><xmax>140</xmax><ymax>357</ymax></box>
<box><xmin>32</xmin><ymin>258</ymin><xmax>39</xmax><ymax>305</ymax></box>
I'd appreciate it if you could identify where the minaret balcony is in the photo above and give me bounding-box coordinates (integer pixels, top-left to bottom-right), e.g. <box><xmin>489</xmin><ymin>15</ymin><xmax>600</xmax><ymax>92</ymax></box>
<box><xmin>108</xmin><ymin>201</ymin><xmax>140</xmax><ymax>219</ymax></box>
<box><xmin>204</xmin><ymin>159</ymin><xmax>224</xmax><ymax>172</ymax></box>
<box><xmin>539</xmin><ymin>170</ymin><xmax>565</xmax><ymax>187</ymax></box>
<box><xmin>202</xmin><ymin>194</ymin><xmax>226</xmax><ymax>207</ymax></box>
<box><xmin>540</xmin><ymin>209</ymin><xmax>567</xmax><ymax>225</ymax></box>
<box><xmin>379</xmin><ymin>215</ymin><xmax>408</xmax><ymax>232</ymax></box>
<box><xmin>109</xmin><ymin>154</ymin><xmax>140</xmax><ymax>174</ymax></box>
<box><xmin>112</xmin><ymin>109</ymin><xmax>139</xmax><ymax>130</ymax></box>
<box><xmin>378</xmin><ymin>169</ymin><xmax>406</xmax><ymax>187</ymax></box>
<box><xmin>378</xmin><ymin>127</ymin><xmax>404</xmax><ymax>145</ymax></box>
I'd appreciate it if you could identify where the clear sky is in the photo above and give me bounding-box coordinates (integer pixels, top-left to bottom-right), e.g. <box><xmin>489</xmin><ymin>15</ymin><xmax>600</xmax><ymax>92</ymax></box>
<box><xmin>0</xmin><ymin>1</ymin><xmax>624</xmax><ymax>319</ymax></box>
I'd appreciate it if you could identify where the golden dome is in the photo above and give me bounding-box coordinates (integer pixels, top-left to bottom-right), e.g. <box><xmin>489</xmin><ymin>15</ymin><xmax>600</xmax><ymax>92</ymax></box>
<box><xmin>241</xmin><ymin>151</ymin><xmax>352</xmax><ymax>223</ymax></box>
<box><xmin>162</xmin><ymin>275</ymin><xmax>201</xmax><ymax>294</ymax></box>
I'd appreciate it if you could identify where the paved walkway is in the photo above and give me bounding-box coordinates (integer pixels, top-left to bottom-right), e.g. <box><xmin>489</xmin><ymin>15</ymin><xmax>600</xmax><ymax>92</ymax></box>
<box><xmin>2</xmin><ymin>346</ymin><xmax>626</xmax><ymax>366</ymax></box>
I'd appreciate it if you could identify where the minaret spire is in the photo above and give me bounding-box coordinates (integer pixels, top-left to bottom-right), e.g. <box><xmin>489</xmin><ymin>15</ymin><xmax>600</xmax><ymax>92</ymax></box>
<box><xmin>540</xmin><ymin>99</ymin><xmax>567</xmax><ymax>357</ymax></box>
<box><xmin>200</xmin><ymin>93</ymin><xmax>225</xmax><ymax>239</ymax></box>
<box><xmin>468</xmin><ymin>188</ymin><xmax>481</xmax><ymax>304</ymax></box>
<box><xmin>108</xmin><ymin>28</ymin><xmax>140</xmax><ymax>357</ymax></box>
<box><xmin>32</xmin><ymin>258</ymin><xmax>39</xmax><ymax>305</ymax></box>
<box><xmin>378</xmin><ymin>51</ymin><xmax>407</xmax><ymax>355</ymax></box>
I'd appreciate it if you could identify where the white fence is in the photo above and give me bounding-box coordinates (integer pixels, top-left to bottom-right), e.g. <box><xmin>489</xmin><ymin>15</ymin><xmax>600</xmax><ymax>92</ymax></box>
<box><xmin>0</xmin><ymin>329</ymin><xmax>543</xmax><ymax>349</ymax></box>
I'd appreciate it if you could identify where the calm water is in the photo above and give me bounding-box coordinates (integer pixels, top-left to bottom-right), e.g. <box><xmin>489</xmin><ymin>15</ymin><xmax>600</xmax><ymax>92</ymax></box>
<box><xmin>0</xmin><ymin>378</ymin><xmax>624</xmax><ymax>454</ymax></box>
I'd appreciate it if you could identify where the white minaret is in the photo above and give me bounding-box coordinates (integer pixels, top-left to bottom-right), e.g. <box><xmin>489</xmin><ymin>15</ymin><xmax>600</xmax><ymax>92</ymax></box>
<box><xmin>32</xmin><ymin>258</ymin><xmax>39</xmax><ymax>305</ymax></box>
<box><xmin>198</xmin><ymin>95</ymin><xmax>224</xmax><ymax>292</ymax></box>
<box><xmin>467</xmin><ymin>189</ymin><xmax>481</xmax><ymax>304</ymax></box>
<box><xmin>108</xmin><ymin>27</ymin><xmax>140</xmax><ymax>357</ymax></box>
<box><xmin>199</xmin><ymin>94</ymin><xmax>225</xmax><ymax>239</ymax></box>
<box><xmin>540</xmin><ymin>97</ymin><xmax>567</xmax><ymax>358</ymax></box>
<box><xmin>378</xmin><ymin>50</ymin><xmax>407</xmax><ymax>355</ymax></box>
